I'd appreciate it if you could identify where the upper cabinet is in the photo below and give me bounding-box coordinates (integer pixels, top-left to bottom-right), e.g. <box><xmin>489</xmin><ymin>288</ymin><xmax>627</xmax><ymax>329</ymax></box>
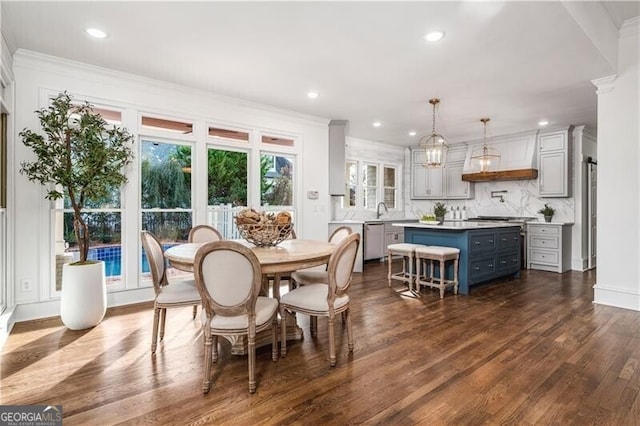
<box><xmin>538</xmin><ymin>127</ymin><xmax>572</xmax><ymax>197</ymax></box>
<box><xmin>411</xmin><ymin>146</ymin><xmax>472</xmax><ymax>199</ymax></box>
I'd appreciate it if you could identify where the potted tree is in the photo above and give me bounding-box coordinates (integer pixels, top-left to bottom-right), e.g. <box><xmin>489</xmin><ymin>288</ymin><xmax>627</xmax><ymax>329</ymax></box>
<box><xmin>538</xmin><ymin>203</ymin><xmax>556</xmax><ymax>223</ymax></box>
<box><xmin>20</xmin><ymin>92</ymin><xmax>134</xmax><ymax>330</ymax></box>
<box><xmin>433</xmin><ymin>202</ymin><xmax>448</xmax><ymax>224</ymax></box>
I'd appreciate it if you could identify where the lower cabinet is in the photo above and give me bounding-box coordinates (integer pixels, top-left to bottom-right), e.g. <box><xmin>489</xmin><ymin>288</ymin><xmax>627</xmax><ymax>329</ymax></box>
<box><xmin>468</xmin><ymin>228</ymin><xmax>520</xmax><ymax>285</ymax></box>
<box><xmin>384</xmin><ymin>222</ymin><xmax>405</xmax><ymax>256</ymax></box>
<box><xmin>527</xmin><ymin>223</ymin><xmax>572</xmax><ymax>273</ymax></box>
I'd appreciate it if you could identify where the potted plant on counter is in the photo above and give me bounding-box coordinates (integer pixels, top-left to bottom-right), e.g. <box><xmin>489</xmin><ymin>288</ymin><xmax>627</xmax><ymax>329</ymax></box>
<box><xmin>433</xmin><ymin>202</ymin><xmax>448</xmax><ymax>224</ymax></box>
<box><xmin>20</xmin><ymin>92</ymin><xmax>134</xmax><ymax>330</ymax></box>
<box><xmin>538</xmin><ymin>203</ymin><xmax>555</xmax><ymax>223</ymax></box>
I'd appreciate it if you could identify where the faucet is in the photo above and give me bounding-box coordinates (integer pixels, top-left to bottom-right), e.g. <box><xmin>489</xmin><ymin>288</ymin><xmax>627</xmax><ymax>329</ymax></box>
<box><xmin>376</xmin><ymin>202</ymin><xmax>388</xmax><ymax>219</ymax></box>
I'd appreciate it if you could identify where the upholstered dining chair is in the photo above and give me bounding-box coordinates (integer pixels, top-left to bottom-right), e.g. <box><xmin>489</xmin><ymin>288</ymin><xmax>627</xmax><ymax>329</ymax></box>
<box><xmin>290</xmin><ymin>226</ymin><xmax>352</xmax><ymax>287</ymax></box>
<box><xmin>194</xmin><ymin>241</ymin><xmax>279</xmax><ymax>394</ymax></box>
<box><xmin>280</xmin><ymin>232</ymin><xmax>360</xmax><ymax>367</ymax></box>
<box><xmin>140</xmin><ymin>231</ymin><xmax>202</xmax><ymax>354</ymax></box>
<box><xmin>188</xmin><ymin>225</ymin><xmax>223</xmax><ymax>243</ymax></box>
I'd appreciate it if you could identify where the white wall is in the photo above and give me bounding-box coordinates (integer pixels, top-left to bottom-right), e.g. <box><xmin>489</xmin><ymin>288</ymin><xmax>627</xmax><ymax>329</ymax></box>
<box><xmin>593</xmin><ymin>18</ymin><xmax>640</xmax><ymax>310</ymax></box>
<box><xmin>10</xmin><ymin>50</ymin><xmax>330</xmax><ymax>321</ymax></box>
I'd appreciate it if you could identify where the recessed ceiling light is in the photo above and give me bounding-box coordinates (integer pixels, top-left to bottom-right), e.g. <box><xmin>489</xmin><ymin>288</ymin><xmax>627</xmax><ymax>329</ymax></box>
<box><xmin>372</xmin><ymin>121</ymin><xmax>382</xmax><ymax>128</ymax></box>
<box><xmin>86</xmin><ymin>28</ymin><xmax>107</xmax><ymax>39</ymax></box>
<box><xmin>409</xmin><ymin>131</ymin><xmax>417</xmax><ymax>136</ymax></box>
<box><xmin>307</xmin><ymin>91</ymin><xmax>319</xmax><ymax>99</ymax></box>
<box><xmin>424</xmin><ymin>31</ymin><xmax>445</xmax><ymax>42</ymax></box>
<box><xmin>538</xmin><ymin>120</ymin><xmax>549</xmax><ymax>126</ymax></box>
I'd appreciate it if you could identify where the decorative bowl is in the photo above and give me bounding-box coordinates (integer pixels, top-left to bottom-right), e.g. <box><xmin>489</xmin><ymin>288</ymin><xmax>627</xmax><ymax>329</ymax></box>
<box><xmin>236</xmin><ymin>222</ymin><xmax>293</xmax><ymax>247</ymax></box>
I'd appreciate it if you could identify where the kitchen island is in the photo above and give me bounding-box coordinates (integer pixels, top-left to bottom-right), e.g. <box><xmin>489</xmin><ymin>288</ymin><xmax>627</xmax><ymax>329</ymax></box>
<box><xmin>392</xmin><ymin>221</ymin><xmax>522</xmax><ymax>294</ymax></box>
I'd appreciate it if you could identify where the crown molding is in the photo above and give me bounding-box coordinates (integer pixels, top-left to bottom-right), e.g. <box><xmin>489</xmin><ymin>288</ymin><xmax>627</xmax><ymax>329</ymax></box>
<box><xmin>591</xmin><ymin>75</ymin><xmax>617</xmax><ymax>94</ymax></box>
<box><xmin>620</xmin><ymin>16</ymin><xmax>640</xmax><ymax>37</ymax></box>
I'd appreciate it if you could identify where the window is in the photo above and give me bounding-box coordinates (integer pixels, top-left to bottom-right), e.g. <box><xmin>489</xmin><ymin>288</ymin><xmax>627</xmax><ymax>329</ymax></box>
<box><xmin>383</xmin><ymin>166</ymin><xmax>397</xmax><ymax>209</ymax></box>
<box><xmin>261</xmin><ymin>135</ymin><xmax>295</xmax><ymax>147</ymax></box>
<box><xmin>209</xmin><ymin>126</ymin><xmax>249</xmax><ymax>143</ymax></box>
<box><xmin>54</xmin><ymin>107</ymin><xmax>126</xmax><ymax>290</ymax></box>
<box><xmin>141</xmin><ymin>115</ymin><xmax>193</xmax><ymax>134</ymax></box>
<box><xmin>344</xmin><ymin>161</ymin><xmax>399</xmax><ymax>210</ymax></box>
<box><xmin>362</xmin><ymin>164</ymin><xmax>378</xmax><ymax>209</ymax></box>
<box><xmin>260</xmin><ymin>152</ymin><xmax>296</xmax><ymax>224</ymax></box>
<box><xmin>207</xmin><ymin>147</ymin><xmax>248</xmax><ymax>239</ymax></box>
<box><xmin>140</xmin><ymin>139</ymin><xmax>193</xmax><ymax>282</ymax></box>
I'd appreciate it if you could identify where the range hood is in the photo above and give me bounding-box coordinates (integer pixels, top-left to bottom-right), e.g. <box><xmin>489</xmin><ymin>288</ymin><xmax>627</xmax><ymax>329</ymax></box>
<box><xmin>461</xmin><ymin>130</ymin><xmax>538</xmax><ymax>182</ymax></box>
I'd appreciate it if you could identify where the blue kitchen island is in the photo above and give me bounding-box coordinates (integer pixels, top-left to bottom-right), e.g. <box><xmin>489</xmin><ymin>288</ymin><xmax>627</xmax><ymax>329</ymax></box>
<box><xmin>392</xmin><ymin>222</ymin><xmax>522</xmax><ymax>294</ymax></box>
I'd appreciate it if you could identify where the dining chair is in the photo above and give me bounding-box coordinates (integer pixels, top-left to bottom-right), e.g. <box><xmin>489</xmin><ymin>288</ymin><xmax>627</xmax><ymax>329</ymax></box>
<box><xmin>140</xmin><ymin>231</ymin><xmax>202</xmax><ymax>354</ymax></box>
<box><xmin>188</xmin><ymin>225</ymin><xmax>223</xmax><ymax>243</ymax></box>
<box><xmin>279</xmin><ymin>233</ymin><xmax>360</xmax><ymax>367</ymax></box>
<box><xmin>194</xmin><ymin>240</ymin><xmax>279</xmax><ymax>394</ymax></box>
<box><xmin>290</xmin><ymin>226</ymin><xmax>352</xmax><ymax>287</ymax></box>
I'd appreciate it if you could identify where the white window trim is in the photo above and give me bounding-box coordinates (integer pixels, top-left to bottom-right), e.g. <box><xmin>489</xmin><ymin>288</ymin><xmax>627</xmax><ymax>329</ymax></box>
<box><xmin>345</xmin><ymin>159</ymin><xmax>402</xmax><ymax>210</ymax></box>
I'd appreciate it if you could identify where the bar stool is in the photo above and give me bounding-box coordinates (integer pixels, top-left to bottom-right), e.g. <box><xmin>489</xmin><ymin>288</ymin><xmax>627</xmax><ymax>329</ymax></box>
<box><xmin>387</xmin><ymin>243</ymin><xmax>425</xmax><ymax>292</ymax></box>
<box><xmin>414</xmin><ymin>246</ymin><xmax>460</xmax><ymax>298</ymax></box>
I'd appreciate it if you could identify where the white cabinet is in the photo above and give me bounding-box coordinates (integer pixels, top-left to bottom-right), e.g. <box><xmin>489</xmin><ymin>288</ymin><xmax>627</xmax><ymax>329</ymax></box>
<box><xmin>527</xmin><ymin>223</ymin><xmax>572</xmax><ymax>273</ymax></box>
<box><xmin>538</xmin><ymin>129</ymin><xmax>571</xmax><ymax>197</ymax></box>
<box><xmin>411</xmin><ymin>146</ymin><xmax>471</xmax><ymax>200</ymax></box>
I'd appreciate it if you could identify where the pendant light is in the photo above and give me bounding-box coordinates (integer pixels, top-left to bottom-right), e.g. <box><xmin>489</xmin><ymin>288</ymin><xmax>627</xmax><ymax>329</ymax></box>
<box><xmin>470</xmin><ymin>117</ymin><xmax>501</xmax><ymax>173</ymax></box>
<box><xmin>419</xmin><ymin>98</ymin><xmax>448</xmax><ymax>167</ymax></box>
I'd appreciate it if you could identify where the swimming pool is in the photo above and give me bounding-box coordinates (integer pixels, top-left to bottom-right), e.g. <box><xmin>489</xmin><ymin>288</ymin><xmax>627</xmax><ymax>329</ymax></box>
<box><xmin>69</xmin><ymin>243</ymin><xmax>178</xmax><ymax>277</ymax></box>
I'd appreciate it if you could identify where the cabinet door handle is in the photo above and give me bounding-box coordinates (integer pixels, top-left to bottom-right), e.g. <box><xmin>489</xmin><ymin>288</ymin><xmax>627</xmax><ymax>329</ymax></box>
<box><xmin>488</xmin><ymin>264</ymin><xmax>494</xmax><ymax>268</ymax></box>
<box><xmin>500</xmin><ymin>260</ymin><xmax>507</xmax><ymax>264</ymax></box>
<box><xmin>473</xmin><ymin>266</ymin><xmax>480</xmax><ymax>271</ymax></box>
<box><xmin>488</xmin><ymin>240</ymin><xmax>494</xmax><ymax>244</ymax></box>
<box><xmin>501</xmin><ymin>238</ymin><xmax>507</xmax><ymax>242</ymax></box>
<box><xmin>513</xmin><ymin>237</ymin><xmax>519</xmax><ymax>241</ymax></box>
<box><xmin>474</xmin><ymin>241</ymin><xmax>481</xmax><ymax>245</ymax></box>
<box><xmin>512</xmin><ymin>258</ymin><xmax>518</xmax><ymax>263</ymax></box>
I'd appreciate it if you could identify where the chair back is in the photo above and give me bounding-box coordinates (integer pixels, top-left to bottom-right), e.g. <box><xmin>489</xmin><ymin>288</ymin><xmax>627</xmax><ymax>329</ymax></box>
<box><xmin>188</xmin><ymin>225</ymin><xmax>223</xmax><ymax>243</ymax></box>
<box><xmin>328</xmin><ymin>226</ymin><xmax>352</xmax><ymax>244</ymax></box>
<box><xmin>194</xmin><ymin>241</ymin><xmax>262</xmax><ymax>318</ymax></box>
<box><xmin>327</xmin><ymin>233</ymin><xmax>360</xmax><ymax>297</ymax></box>
<box><xmin>140</xmin><ymin>231</ymin><xmax>168</xmax><ymax>293</ymax></box>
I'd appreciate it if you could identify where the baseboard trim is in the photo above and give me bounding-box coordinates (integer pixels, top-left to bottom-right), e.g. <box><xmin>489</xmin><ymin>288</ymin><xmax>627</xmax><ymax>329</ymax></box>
<box><xmin>593</xmin><ymin>284</ymin><xmax>640</xmax><ymax>311</ymax></box>
<box><xmin>571</xmin><ymin>257</ymin><xmax>588</xmax><ymax>271</ymax></box>
<box><xmin>0</xmin><ymin>306</ymin><xmax>16</xmax><ymax>349</ymax></box>
<box><xmin>14</xmin><ymin>287</ymin><xmax>155</xmax><ymax>323</ymax></box>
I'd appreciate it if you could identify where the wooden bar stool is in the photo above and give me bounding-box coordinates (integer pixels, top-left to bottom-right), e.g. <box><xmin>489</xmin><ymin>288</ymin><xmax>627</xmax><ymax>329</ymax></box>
<box><xmin>414</xmin><ymin>245</ymin><xmax>460</xmax><ymax>298</ymax></box>
<box><xmin>387</xmin><ymin>243</ymin><xmax>425</xmax><ymax>292</ymax></box>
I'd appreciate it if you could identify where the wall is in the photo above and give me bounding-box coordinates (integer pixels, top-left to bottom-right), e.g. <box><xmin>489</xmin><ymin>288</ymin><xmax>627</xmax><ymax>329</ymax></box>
<box><xmin>10</xmin><ymin>50</ymin><xmax>330</xmax><ymax>322</ymax></box>
<box><xmin>593</xmin><ymin>17</ymin><xmax>640</xmax><ymax>311</ymax></box>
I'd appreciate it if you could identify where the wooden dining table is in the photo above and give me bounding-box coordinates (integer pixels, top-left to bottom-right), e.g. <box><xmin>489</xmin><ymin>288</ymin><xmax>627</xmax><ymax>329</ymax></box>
<box><xmin>164</xmin><ymin>238</ymin><xmax>336</xmax><ymax>354</ymax></box>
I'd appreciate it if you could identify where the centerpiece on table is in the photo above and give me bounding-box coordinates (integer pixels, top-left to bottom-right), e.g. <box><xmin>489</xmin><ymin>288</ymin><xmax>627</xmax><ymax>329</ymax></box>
<box><xmin>235</xmin><ymin>208</ymin><xmax>293</xmax><ymax>247</ymax></box>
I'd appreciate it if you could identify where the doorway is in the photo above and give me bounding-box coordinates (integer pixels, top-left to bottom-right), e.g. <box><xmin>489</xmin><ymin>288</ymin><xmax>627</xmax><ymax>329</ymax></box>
<box><xmin>587</xmin><ymin>160</ymin><xmax>597</xmax><ymax>270</ymax></box>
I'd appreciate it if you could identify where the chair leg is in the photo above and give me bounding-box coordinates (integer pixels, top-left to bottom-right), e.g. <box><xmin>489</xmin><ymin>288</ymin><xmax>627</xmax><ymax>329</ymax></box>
<box><xmin>202</xmin><ymin>330</ymin><xmax>213</xmax><ymax>394</ymax></box>
<box><xmin>280</xmin><ymin>305</ymin><xmax>288</xmax><ymax>357</ymax></box>
<box><xmin>439</xmin><ymin>259</ymin><xmax>445</xmax><ymax>299</ymax></box>
<box><xmin>408</xmin><ymin>255</ymin><xmax>414</xmax><ymax>292</ymax></box>
<box><xmin>310</xmin><ymin>316</ymin><xmax>318</xmax><ymax>337</ymax></box>
<box><xmin>192</xmin><ymin>305</ymin><xmax>197</xmax><ymax>319</ymax></box>
<box><xmin>328</xmin><ymin>313</ymin><xmax>336</xmax><ymax>367</ymax></box>
<box><xmin>415</xmin><ymin>257</ymin><xmax>422</xmax><ymax>293</ymax></box>
<box><xmin>159</xmin><ymin>308</ymin><xmax>167</xmax><ymax>340</ymax></box>
<box><xmin>387</xmin><ymin>253</ymin><xmax>392</xmax><ymax>286</ymax></box>
<box><xmin>454</xmin><ymin>257</ymin><xmax>459</xmax><ymax>294</ymax></box>
<box><xmin>151</xmin><ymin>306</ymin><xmax>160</xmax><ymax>354</ymax></box>
<box><xmin>212</xmin><ymin>335</ymin><xmax>219</xmax><ymax>363</ymax></box>
<box><xmin>271</xmin><ymin>315</ymin><xmax>278</xmax><ymax>362</ymax></box>
<box><xmin>248</xmin><ymin>329</ymin><xmax>257</xmax><ymax>394</ymax></box>
<box><xmin>346</xmin><ymin>308</ymin><xmax>354</xmax><ymax>352</ymax></box>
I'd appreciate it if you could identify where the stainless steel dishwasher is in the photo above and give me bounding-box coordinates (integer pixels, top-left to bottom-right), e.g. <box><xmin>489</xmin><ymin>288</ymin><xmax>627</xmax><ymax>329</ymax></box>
<box><xmin>364</xmin><ymin>222</ymin><xmax>385</xmax><ymax>260</ymax></box>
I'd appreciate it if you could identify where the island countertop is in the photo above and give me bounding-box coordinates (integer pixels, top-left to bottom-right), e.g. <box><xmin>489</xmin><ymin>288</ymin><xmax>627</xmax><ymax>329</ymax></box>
<box><xmin>392</xmin><ymin>221</ymin><xmax>522</xmax><ymax>230</ymax></box>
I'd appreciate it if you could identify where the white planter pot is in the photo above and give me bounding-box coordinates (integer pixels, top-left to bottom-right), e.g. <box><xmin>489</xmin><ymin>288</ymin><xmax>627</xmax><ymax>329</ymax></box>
<box><xmin>61</xmin><ymin>261</ymin><xmax>107</xmax><ymax>330</ymax></box>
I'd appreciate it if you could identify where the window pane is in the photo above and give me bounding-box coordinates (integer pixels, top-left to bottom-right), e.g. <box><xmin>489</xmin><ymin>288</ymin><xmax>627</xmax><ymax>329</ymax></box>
<box><xmin>383</xmin><ymin>167</ymin><xmax>395</xmax><ymax>187</ymax></box>
<box><xmin>62</xmin><ymin>211</ymin><xmax>123</xmax><ymax>288</ymax></box>
<box><xmin>141</xmin><ymin>211</ymin><xmax>192</xmax><ymax>243</ymax></box>
<box><xmin>141</xmin><ymin>141</ymin><xmax>192</xmax><ymax>209</ymax></box>
<box><xmin>384</xmin><ymin>189</ymin><xmax>396</xmax><ymax>209</ymax></box>
<box><xmin>363</xmin><ymin>188</ymin><xmax>377</xmax><ymax>209</ymax></box>
<box><xmin>141</xmin><ymin>116</ymin><xmax>193</xmax><ymax>134</ymax></box>
<box><xmin>261</xmin><ymin>135</ymin><xmax>294</xmax><ymax>147</ymax></box>
<box><xmin>208</xmin><ymin>127</ymin><xmax>249</xmax><ymax>143</ymax></box>
<box><xmin>261</xmin><ymin>154</ymin><xmax>294</xmax><ymax>206</ymax></box>
<box><xmin>363</xmin><ymin>164</ymin><xmax>377</xmax><ymax>187</ymax></box>
<box><xmin>207</xmin><ymin>149</ymin><xmax>247</xmax><ymax>206</ymax></box>
<box><xmin>345</xmin><ymin>161</ymin><xmax>357</xmax><ymax>207</ymax></box>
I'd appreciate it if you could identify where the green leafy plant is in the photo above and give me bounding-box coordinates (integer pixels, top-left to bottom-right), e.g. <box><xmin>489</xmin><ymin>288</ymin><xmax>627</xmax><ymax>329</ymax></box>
<box><xmin>433</xmin><ymin>202</ymin><xmax>448</xmax><ymax>218</ymax></box>
<box><xmin>538</xmin><ymin>203</ymin><xmax>555</xmax><ymax>216</ymax></box>
<box><xmin>20</xmin><ymin>92</ymin><xmax>134</xmax><ymax>263</ymax></box>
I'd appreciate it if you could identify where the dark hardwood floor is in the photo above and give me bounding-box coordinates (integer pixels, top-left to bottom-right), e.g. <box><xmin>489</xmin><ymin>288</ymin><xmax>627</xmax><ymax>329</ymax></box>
<box><xmin>2</xmin><ymin>262</ymin><xmax>639</xmax><ymax>425</ymax></box>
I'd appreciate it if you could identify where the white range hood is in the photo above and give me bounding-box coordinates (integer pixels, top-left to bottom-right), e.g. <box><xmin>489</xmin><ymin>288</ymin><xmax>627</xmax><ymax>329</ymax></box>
<box><xmin>462</xmin><ymin>129</ymin><xmax>539</xmax><ymax>182</ymax></box>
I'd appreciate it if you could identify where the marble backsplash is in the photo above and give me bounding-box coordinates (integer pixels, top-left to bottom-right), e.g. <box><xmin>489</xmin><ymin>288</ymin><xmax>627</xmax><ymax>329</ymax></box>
<box><xmin>333</xmin><ymin>179</ymin><xmax>574</xmax><ymax>223</ymax></box>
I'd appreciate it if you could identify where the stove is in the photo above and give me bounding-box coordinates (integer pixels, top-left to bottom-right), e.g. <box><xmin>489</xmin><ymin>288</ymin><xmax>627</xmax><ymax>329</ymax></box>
<box><xmin>468</xmin><ymin>216</ymin><xmax>538</xmax><ymax>269</ymax></box>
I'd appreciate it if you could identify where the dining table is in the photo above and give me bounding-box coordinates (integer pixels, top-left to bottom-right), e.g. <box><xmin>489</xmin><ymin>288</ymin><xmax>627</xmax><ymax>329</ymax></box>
<box><xmin>164</xmin><ymin>238</ymin><xmax>336</xmax><ymax>355</ymax></box>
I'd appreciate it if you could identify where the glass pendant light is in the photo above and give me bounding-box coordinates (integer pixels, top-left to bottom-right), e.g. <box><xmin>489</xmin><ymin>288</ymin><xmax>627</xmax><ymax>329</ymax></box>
<box><xmin>419</xmin><ymin>98</ymin><xmax>448</xmax><ymax>167</ymax></box>
<box><xmin>470</xmin><ymin>117</ymin><xmax>500</xmax><ymax>173</ymax></box>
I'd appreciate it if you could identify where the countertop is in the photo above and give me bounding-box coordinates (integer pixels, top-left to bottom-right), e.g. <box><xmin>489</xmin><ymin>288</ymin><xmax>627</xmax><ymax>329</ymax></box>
<box><xmin>391</xmin><ymin>221</ymin><xmax>522</xmax><ymax>230</ymax></box>
<box><xmin>329</xmin><ymin>219</ymin><xmax>418</xmax><ymax>225</ymax></box>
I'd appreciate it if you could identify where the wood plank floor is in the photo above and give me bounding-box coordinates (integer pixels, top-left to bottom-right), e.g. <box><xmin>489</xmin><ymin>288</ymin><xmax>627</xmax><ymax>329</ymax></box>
<box><xmin>2</xmin><ymin>262</ymin><xmax>639</xmax><ymax>425</ymax></box>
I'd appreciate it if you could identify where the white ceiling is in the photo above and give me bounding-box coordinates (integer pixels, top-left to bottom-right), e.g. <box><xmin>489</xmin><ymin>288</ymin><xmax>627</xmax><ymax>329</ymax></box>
<box><xmin>2</xmin><ymin>1</ymin><xmax>639</xmax><ymax>146</ymax></box>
